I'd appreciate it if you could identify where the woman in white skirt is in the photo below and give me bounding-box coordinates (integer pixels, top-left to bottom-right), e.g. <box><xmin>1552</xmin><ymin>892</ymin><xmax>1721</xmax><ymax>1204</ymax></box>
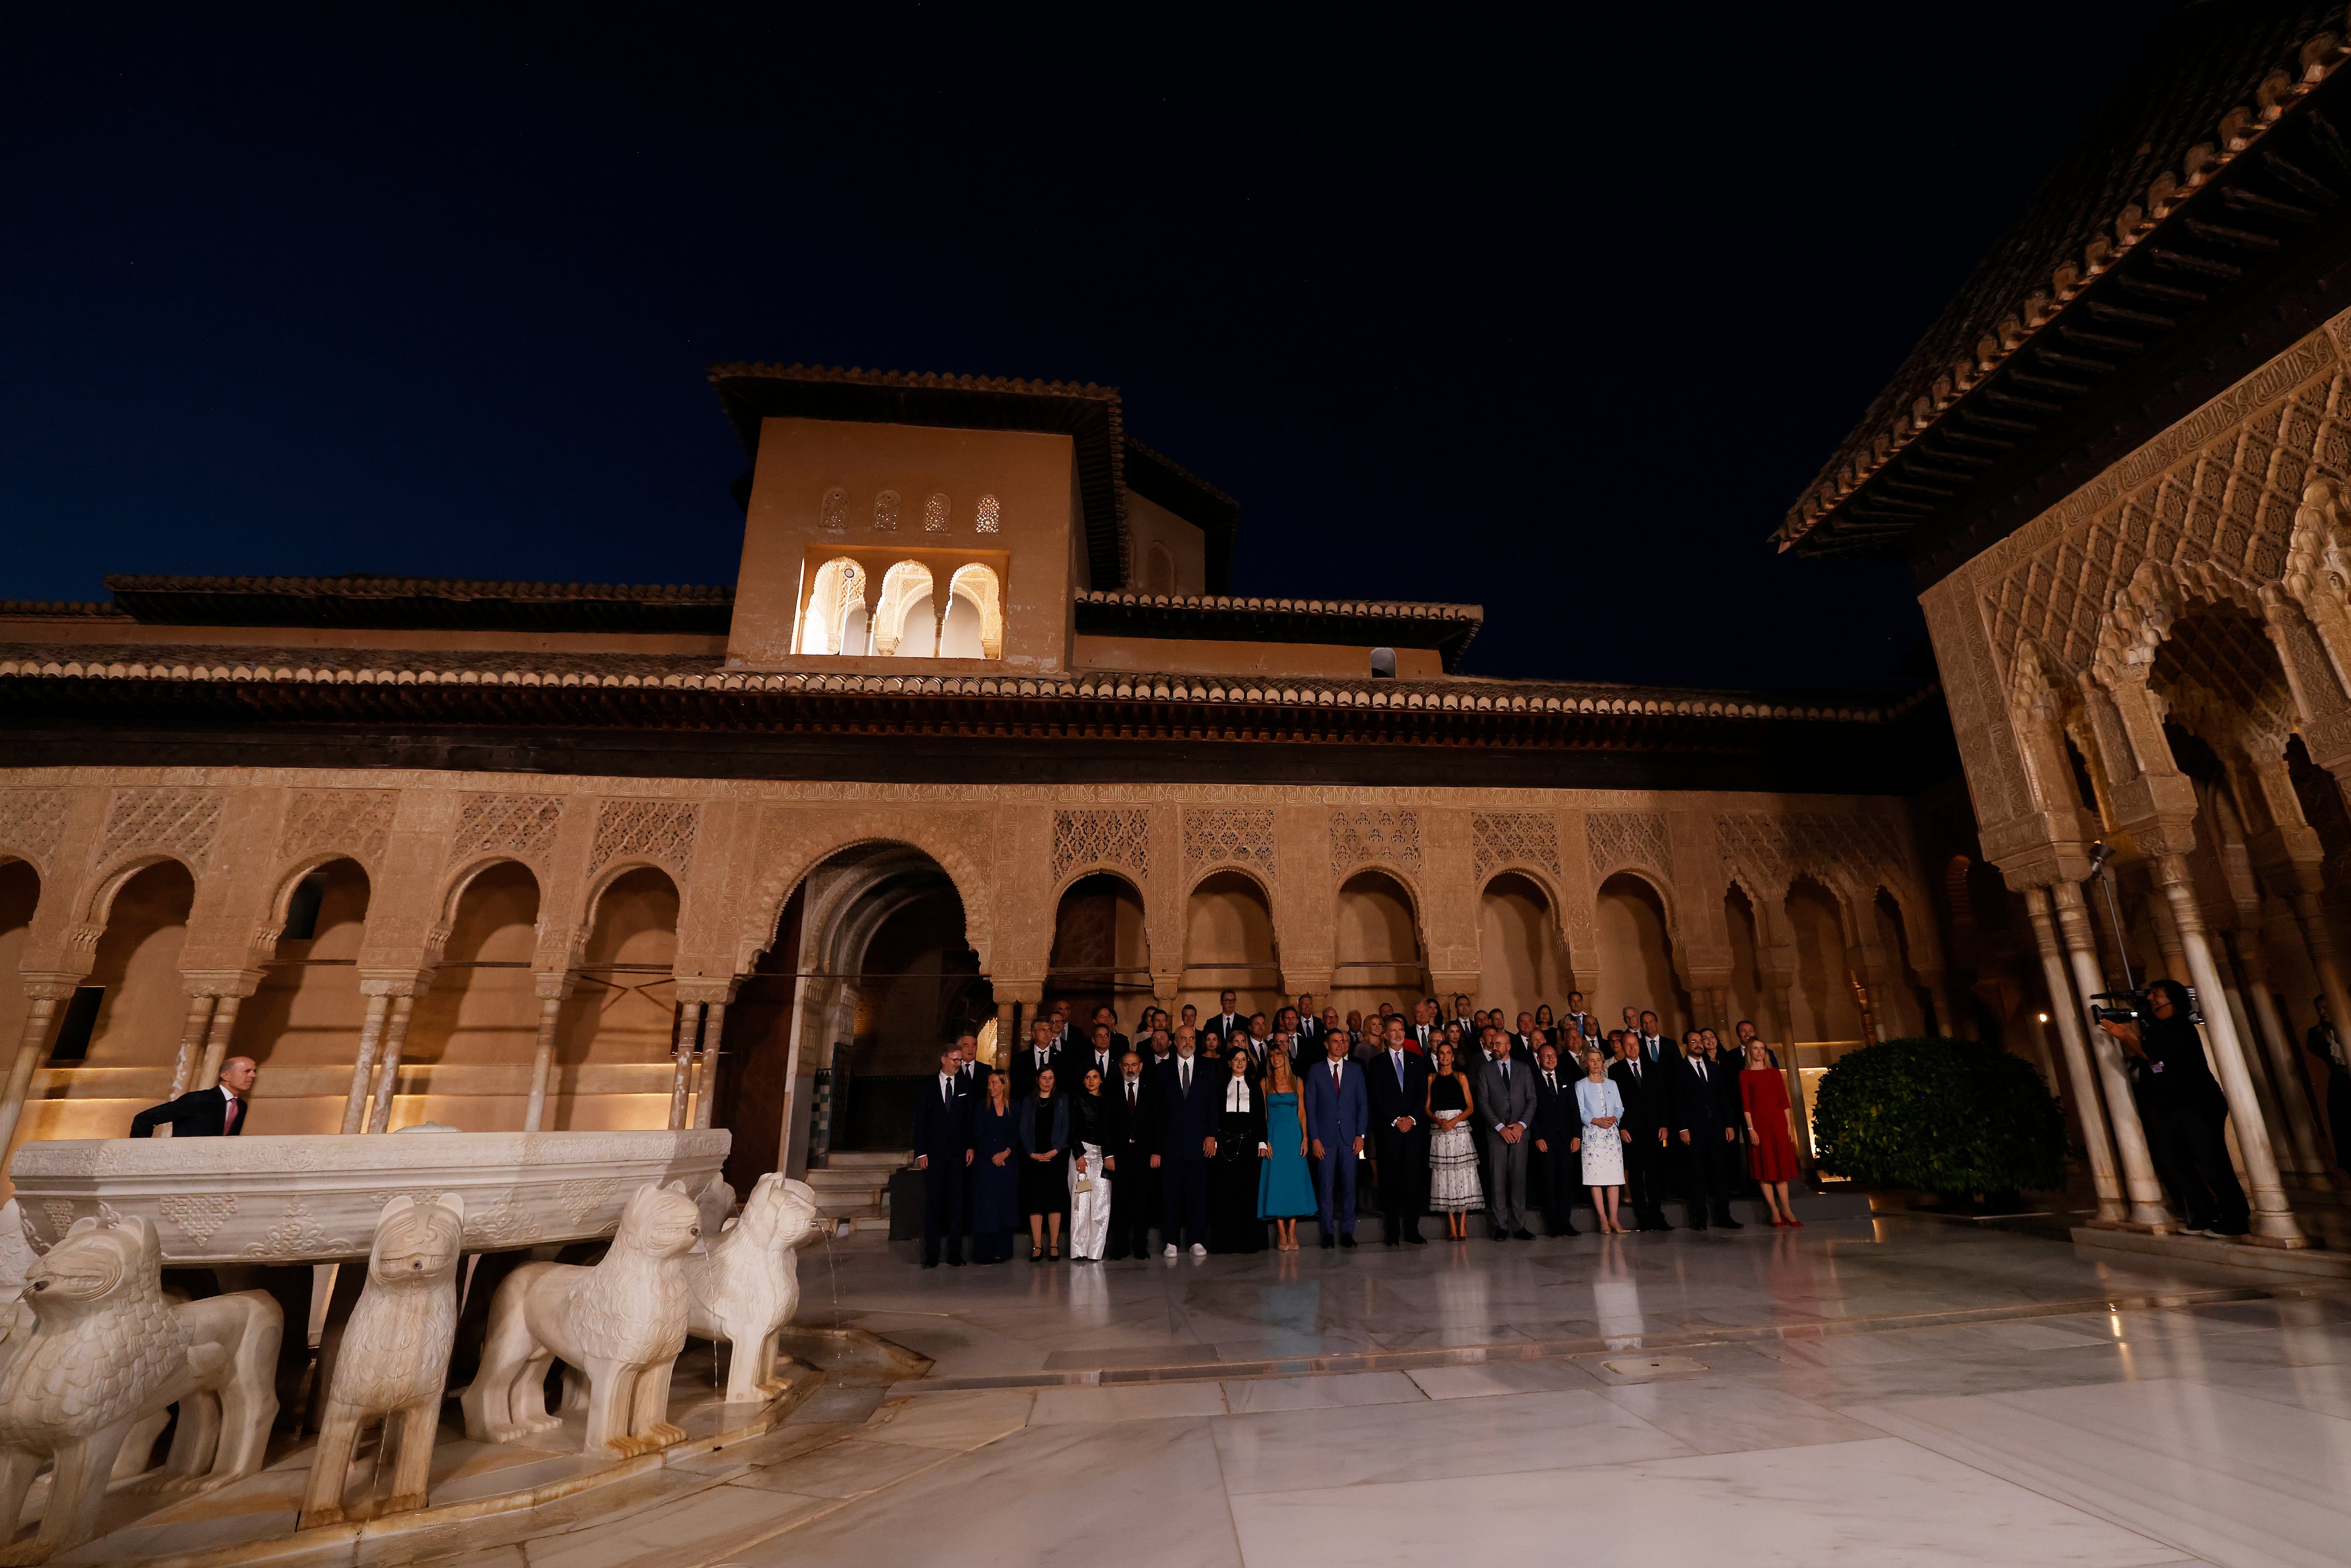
<box><xmin>1571</xmin><ymin>1047</ymin><xmax>1628</xmax><ymax>1234</ymax></box>
<box><xmin>1424</xmin><ymin>1039</ymin><xmax>1483</xmax><ymax>1239</ymax></box>
<box><xmin>1066</xmin><ymin>1066</ymin><xmax>1112</xmax><ymax>1260</ymax></box>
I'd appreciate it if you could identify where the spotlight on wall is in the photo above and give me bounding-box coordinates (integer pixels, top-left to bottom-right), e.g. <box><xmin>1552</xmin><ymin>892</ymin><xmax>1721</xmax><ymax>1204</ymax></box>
<box><xmin>2036</xmin><ymin>1012</ymin><xmax>2049</xmax><ymax>1024</ymax></box>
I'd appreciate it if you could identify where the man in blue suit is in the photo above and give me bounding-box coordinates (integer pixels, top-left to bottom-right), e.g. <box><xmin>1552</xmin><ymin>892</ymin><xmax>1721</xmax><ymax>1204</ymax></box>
<box><xmin>1158</xmin><ymin>1030</ymin><xmax>1220</xmax><ymax>1256</ymax></box>
<box><xmin>1303</xmin><ymin>1029</ymin><xmax>1369</xmax><ymax>1248</ymax></box>
<box><xmin>911</xmin><ymin>1043</ymin><xmax>975</xmax><ymax>1267</ymax></box>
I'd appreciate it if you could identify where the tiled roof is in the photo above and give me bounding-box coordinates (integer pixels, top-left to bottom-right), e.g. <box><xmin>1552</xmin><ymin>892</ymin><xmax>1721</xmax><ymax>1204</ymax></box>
<box><xmin>1073</xmin><ymin>590</ymin><xmax>1483</xmax><ymax>669</ymax></box>
<box><xmin>100</xmin><ymin>575</ymin><xmax>732</xmax><ymax>634</ymax></box>
<box><xmin>0</xmin><ymin>641</ymin><xmax>1927</xmax><ymax>724</ymax></box>
<box><xmin>1783</xmin><ymin>3</ymin><xmax>2351</xmax><ymax>564</ymax></box>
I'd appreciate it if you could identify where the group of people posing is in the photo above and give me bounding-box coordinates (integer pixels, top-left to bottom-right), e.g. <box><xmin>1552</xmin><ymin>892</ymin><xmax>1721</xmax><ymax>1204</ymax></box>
<box><xmin>909</xmin><ymin>990</ymin><xmax>1806</xmax><ymax>1266</ymax></box>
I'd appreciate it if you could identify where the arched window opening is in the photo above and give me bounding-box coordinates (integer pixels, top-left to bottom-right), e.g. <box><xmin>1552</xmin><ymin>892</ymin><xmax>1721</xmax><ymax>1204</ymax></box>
<box><xmin>944</xmin><ymin>563</ymin><xmax>1003</xmax><ymax>660</ymax></box>
<box><xmin>1370</xmin><ymin>647</ymin><xmax>1397</xmax><ymax>679</ymax></box>
<box><xmin>798</xmin><ymin>558</ymin><xmax>865</xmax><ymax>655</ymax></box>
<box><xmin>874</xmin><ymin>489</ymin><xmax>901</xmax><ymax>531</ymax></box>
<box><xmin>873</xmin><ymin>561</ymin><xmax>936</xmax><ymax>656</ymax></box>
<box><xmin>818</xmin><ymin>487</ymin><xmax>848</xmax><ymax>532</ymax></box>
<box><xmin>923</xmin><ymin>492</ymin><xmax>950</xmax><ymax>532</ymax></box>
<box><xmin>974</xmin><ymin>494</ymin><xmax>1001</xmax><ymax>533</ymax></box>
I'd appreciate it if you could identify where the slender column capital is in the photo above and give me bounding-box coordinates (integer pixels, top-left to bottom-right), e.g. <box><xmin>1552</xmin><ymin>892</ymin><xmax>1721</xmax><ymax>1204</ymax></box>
<box><xmin>533</xmin><ymin>971</ymin><xmax>578</xmax><ymax>1003</ymax></box>
<box><xmin>674</xmin><ymin>975</ymin><xmax>739</xmax><ymax>1008</ymax></box>
<box><xmin>182</xmin><ymin>969</ymin><xmax>264</xmax><ymax>1000</ymax></box>
<box><xmin>357</xmin><ymin>969</ymin><xmax>432</xmax><ymax>999</ymax></box>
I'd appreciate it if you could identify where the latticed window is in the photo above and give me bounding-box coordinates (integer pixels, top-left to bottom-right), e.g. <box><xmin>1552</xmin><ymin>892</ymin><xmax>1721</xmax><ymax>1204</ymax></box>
<box><xmin>874</xmin><ymin>490</ymin><xmax>901</xmax><ymax>530</ymax></box>
<box><xmin>923</xmin><ymin>492</ymin><xmax>950</xmax><ymax>531</ymax></box>
<box><xmin>974</xmin><ymin>494</ymin><xmax>1000</xmax><ymax>533</ymax></box>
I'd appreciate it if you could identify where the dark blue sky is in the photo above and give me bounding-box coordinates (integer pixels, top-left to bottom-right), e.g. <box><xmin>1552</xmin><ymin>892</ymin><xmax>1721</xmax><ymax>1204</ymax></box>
<box><xmin>1</xmin><ymin>4</ymin><xmax>2154</xmax><ymax>688</ymax></box>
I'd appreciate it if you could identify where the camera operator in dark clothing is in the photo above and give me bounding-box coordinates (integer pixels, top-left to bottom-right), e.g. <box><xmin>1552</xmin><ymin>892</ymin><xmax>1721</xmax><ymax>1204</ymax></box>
<box><xmin>2098</xmin><ymin>978</ymin><xmax>2248</xmax><ymax>1237</ymax></box>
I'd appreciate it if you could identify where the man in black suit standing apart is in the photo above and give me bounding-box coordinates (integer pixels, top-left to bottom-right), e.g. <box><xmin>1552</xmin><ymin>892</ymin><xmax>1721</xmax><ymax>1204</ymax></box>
<box><xmin>910</xmin><ymin>1044</ymin><xmax>974</xmax><ymax>1267</ymax></box>
<box><xmin>1159</xmin><ymin>1033</ymin><xmax>1219</xmax><ymax>1256</ymax></box>
<box><xmin>1608</xmin><ymin>1030</ymin><xmax>1673</xmax><ymax>1231</ymax></box>
<box><xmin>1367</xmin><ymin>1018</ymin><xmax>1428</xmax><ymax>1245</ymax></box>
<box><xmin>132</xmin><ymin>1056</ymin><xmax>258</xmax><ymax>1136</ymax></box>
<box><xmin>1672</xmin><ymin>1030</ymin><xmax>1744</xmax><ymax>1231</ymax></box>
<box><xmin>1103</xmin><ymin>1050</ymin><xmax>1160</xmax><ymax>1259</ymax></box>
<box><xmin>1529</xmin><ymin>1041</ymin><xmax>1581</xmax><ymax>1237</ymax></box>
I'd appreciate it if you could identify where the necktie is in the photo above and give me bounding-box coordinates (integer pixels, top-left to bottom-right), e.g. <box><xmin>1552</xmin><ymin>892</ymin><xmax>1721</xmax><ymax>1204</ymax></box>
<box><xmin>1545</xmin><ymin>1072</ymin><xmax>1555</xmax><ymax>1090</ymax></box>
<box><xmin>223</xmin><ymin>1096</ymin><xmax>240</xmax><ymax>1134</ymax></box>
<box><xmin>1331</xmin><ymin>1062</ymin><xmax>1341</xmax><ymax>1088</ymax></box>
<box><xmin>1128</xmin><ymin>1082</ymin><xmax>1136</xmax><ymax>1109</ymax></box>
<box><xmin>1500</xmin><ymin>1061</ymin><xmax>1510</xmax><ymax>1085</ymax></box>
<box><xmin>943</xmin><ymin>1078</ymin><xmax>953</xmax><ymax>1105</ymax></box>
<box><xmin>1181</xmin><ymin>1062</ymin><xmax>1191</xmax><ymax>1095</ymax></box>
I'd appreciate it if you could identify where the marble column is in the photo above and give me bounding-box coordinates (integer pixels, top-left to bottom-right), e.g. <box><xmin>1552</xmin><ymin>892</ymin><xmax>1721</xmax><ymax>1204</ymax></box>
<box><xmin>364</xmin><ymin>994</ymin><xmax>416</xmax><ymax>1134</ymax></box>
<box><xmin>668</xmin><ymin>1002</ymin><xmax>704</xmax><ymax>1131</ymax></box>
<box><xmin>521</xmin><ymin>975</ymin><xmax>572</xmax><ymax>1134</ymax></box>
<box><xmin>2289</xmin><ymin>890</ymin><xmax>2351</xmax><ymax>1103</ymax></box>
<box><xmin>994</xmin><ymin>999</ymin><xmax>1018</xmax><ymax>1071</ymax></box>
<box><xmin>168</xmin><ymin>993</ymin><xmax>217</xmax><ymax>1097</ymax></box>
<box><xmin>0</xmin><ymin>983</ymin><xmax>72</xmax><ymax>1164</ymax></box>
<box><xmin>2154</xmin><ymin>854</ymin><xmax>2305</xmax><ymax>1245</ymax></box>
<box><xmin>339</xmin><ymin>992</ymin><xmax>394</xmax><ymax>1135</ymax></box>
<box><xmin>2230</xmin><ymin>930</ymin><xmax>2329</xmax><ymax>1183</ymax></box>
<box><xmin>2154</xmin><ymin>894</ymin><xmax>2292</xmax><ymax>1173</ymax></box>
<box><xmin>194</xmin><ymin>993</ymin><xmax>245</xmax><ymax>1094</ymax></box>
<box><xmin>2053</xmin><ymin>881</ymin><xmax>2174</xmax><ymax>1229</ymax></box>
<box><xmin>2025</xmin><ymin>888</ymin><xmax>2127</xmax><ymax>1228</ymax></box>
<box><xmin>692</xmin><ymin>1000</ymin><xmax>726</xmax><ymax>1131</ymax></box>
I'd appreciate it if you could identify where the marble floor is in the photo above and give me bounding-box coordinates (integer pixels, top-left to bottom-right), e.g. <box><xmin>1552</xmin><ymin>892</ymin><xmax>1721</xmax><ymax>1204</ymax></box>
<box><xmin>400</xmin><ymin>1216</ymin><xmax>2351</xmax><ymax>1568</ymax></box>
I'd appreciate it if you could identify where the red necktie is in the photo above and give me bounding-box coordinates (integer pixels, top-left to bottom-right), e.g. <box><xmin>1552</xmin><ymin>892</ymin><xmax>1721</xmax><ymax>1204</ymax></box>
<box><xmin>222</xmin><ymin>1096</ymin><xmax>240</xmax><ymax>1134</ymax></box>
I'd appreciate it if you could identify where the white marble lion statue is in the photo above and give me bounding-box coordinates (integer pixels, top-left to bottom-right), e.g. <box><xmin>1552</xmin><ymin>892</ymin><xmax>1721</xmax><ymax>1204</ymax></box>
<box><xmin>686</xmin><ymin>1174</ymin><xmax>818</xmax><ymax>1403</ymax></box>
<box><xmin>300</xmin><ymin>1193</ymin><xmax>466</xmax><ymax>1529</ymax></box>
<box><xmin>459</xmin><ymin>1181</ymin><xmax>700</xmax><ymax>1456</ymax></box>
<box><xmin>0</xmin><ymin>1209</ymin><xmax>280</xmax><ymax>1563</ymax></box>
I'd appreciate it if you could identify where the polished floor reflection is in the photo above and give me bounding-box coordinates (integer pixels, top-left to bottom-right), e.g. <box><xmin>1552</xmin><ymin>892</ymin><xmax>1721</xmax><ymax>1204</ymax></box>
<box><xmin>435</xmin><ymin>1220</ymin><xmax>2351</xmax><ymax>1568</ymax></box>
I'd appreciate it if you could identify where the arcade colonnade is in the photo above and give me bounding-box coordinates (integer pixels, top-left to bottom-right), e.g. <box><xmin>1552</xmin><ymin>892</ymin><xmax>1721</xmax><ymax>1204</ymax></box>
<box><xmin>1924</xmin><ymin>305</ymin><xmax>2351</xmax><ymax>1249</ymax></box>
<box><xmin>0</xmin><ymin>770</ymin><xmax>1953</xmax><ymax>1185</ymax></box>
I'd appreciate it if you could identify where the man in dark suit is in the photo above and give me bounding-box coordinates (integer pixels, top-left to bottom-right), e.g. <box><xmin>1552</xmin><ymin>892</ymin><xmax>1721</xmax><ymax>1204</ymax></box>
<box><xmin>1511</xmin><ymin>1011</ymin><xmax>1544</xmax><ymax>1061</ymax></box>
<box><xmin>1089</xmin><ymin>1005</ymin><xmax>1129</xmax><ymax>1061</ymax></box>
<box><xmin>132</xmin><ymin>1056</ymin><xmax>258</xmax><ymax>1137</ymax></box>
<box><xmin>1405</xmin><ymin>999</ymin><xmax>1440</xmax><ymax>1056</ymax></box>
<box><xmin>1303</xmin><ymin>1031</ymin><xmax>1369</xmax><ymax>1248</ymax></box>
<box><xmin>1010</xmin><ymin>1019</ymin><xmax>1066</xmax><ymax>1102</ymax></box>
<box><xmin>1367</xmin><ymin>1018</ymin><xmax>1428</xmax><ymax>1246</ymax></box>
<box><xmin>1294</xmin><ymin>995</ymin><xmax>1322</xmax><ymax>1056</ymax></box>
<box><xmin>1529</xmin><ymin>1042</ymin><xmax>1582</xmax><ymax>1237</ymax></box>
<box><xmin>1079</xmin><ymin>1023</ymin><xmax>1121</xmax><ymax>1088</ymax></box>
<box><xmin>1673</xmin><ymin>1030</ymin><xmax>1744</xmax><ymax>1231</ymax></box>
<box><xmin>1609</xmin><ymin>1030</ymin><xmax>1673</xmax><ymax>1231</ymax></box>
<box><xmin>1205</xmin><ymin>991</ymin><xmax>1244</xmax><ymax>1045</ymax></box>
<box><xmin>1635</xmin><ymin>1011</ymin><xmax>1672</xmax><ymax>1069</ymax></box>
<box><xmin>1103</xmin><ymin>1050</ymin><xmax>1160</xmax><ymax>1260</ymax></box>
<box><xmin>1047</xmin><ymin>1001</ymin><xmax>1081</xmax><ymax>1054</ymax></box>
<box><xmin>1159</xmin><ymin>1035</ymin><xmax>1219</xmax><ymax>1256</ymax></box>
<box><xmin>952</xmin><ymin>1030</ymin><xmax>991</xmax><ymax>1098</ymax></box>
<box><xmin>911</xmin><ymin>1045</ymin><xmax>975</xmax><ymax>1267</ymax></box>
<box><xmin>1562</xmin><ymin>991</ymin><xmax>1599</xmax><ymax>1052</ymax></box>
<box><xmin>1241</xmin><ymin>1015</ymin><xmax>1276</xmax><ymax>1075</ymax></box>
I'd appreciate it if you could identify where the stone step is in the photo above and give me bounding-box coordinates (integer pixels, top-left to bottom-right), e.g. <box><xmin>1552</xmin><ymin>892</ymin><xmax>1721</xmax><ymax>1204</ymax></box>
<box><xmin>824</xmin><ymin>1150</ymin><xmax>911</xmax><ymax>1169</ymax></box>
<box><xmin>804</xmin><ymin>1168</ymin><xmax>893</xmax><ymax>1191</ymax></box>
<box><xmin>813</xmin><ymin>1190</ymin><xmax>887</xmax><ymax>1217</ymax></box>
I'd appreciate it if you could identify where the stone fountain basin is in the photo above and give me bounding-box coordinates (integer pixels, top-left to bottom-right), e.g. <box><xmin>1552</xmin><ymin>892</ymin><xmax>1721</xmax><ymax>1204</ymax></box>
<box><xmin>6</xmin><ymin>1129</ymin><xmax>732</xmax><ymax>1265</ymax></box>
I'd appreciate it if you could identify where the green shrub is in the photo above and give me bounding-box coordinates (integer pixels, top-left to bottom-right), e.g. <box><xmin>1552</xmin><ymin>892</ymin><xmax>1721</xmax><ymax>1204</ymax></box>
<box><xmin>1811</xmin><ymin>1038</ymin><xmax>2066</xmax><ymax>1198</ymax></box>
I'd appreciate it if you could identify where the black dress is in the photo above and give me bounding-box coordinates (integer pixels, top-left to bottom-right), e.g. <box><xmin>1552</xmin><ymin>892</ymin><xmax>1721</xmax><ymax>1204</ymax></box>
<box><xmin>1020</xmin><ymin>1098</ymin><xmax>1071</xmax><ymax>1218</ymax></box>
<box><xmin>1209</xmin><ymin>1074</ymin><xmax>1268</xmax><ymax>1253</ymax></box>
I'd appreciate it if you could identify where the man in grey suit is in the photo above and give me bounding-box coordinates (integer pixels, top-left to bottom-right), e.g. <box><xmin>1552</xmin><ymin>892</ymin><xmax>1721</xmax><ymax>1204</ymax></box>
<box><xmin>1476</xmin><ymin>1026</ymin><xmax>1537</xmax><ymax>1240</ymax></box>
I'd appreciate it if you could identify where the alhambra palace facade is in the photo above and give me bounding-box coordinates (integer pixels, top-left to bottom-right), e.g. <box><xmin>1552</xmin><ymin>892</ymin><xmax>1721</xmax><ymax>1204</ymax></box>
<box><xmin>0</xmin><ymin>369</ymin><xmax>1988</xmax><ymax>1197</ymax></box>
<box><xmin>8</xmin><ymin>118</ymin><xmax>2351</xmax><ymax>1230</ymax></box>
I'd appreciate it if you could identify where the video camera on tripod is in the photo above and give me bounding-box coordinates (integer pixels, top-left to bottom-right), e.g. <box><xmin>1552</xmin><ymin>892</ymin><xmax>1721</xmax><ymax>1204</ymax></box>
<box><xmin>2088</xmin><ymin>986</ymin><xmax>2201</xmax><ymax>1029</ymax></box>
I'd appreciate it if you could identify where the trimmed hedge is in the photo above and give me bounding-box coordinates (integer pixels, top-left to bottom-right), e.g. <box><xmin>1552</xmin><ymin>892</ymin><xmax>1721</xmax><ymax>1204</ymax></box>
<box><xmin>1810</xmin><ymin>1038</ymin><xmax>2066</xmax><ymax>1198</ymax></box>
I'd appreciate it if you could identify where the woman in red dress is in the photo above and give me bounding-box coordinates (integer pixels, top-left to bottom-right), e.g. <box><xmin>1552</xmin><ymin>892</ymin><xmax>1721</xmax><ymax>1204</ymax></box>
<box><xmin>1738</xmin><ymin>1039</ymin><xmax>1802</xmax><ymax>1228</ymax></box>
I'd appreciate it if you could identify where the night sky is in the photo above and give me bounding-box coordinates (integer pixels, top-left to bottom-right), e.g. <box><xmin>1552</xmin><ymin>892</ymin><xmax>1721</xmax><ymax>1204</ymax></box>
<box><xmin>2</xmin><ymin>4</ymin><xmax>2160</xmax><ymax>691</ymax></box>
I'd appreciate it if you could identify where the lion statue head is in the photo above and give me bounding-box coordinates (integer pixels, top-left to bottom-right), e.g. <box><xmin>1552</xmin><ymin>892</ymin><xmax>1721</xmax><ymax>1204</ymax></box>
<box><xmin>369</xmin><ymin>1194</ymin><xmax>466</xmax><ymax>1287</ymax></box>
<box><xmin>614</xmin><ymin>1182</ymin><xmax>701</xmax><ymax>1259</ymax></box>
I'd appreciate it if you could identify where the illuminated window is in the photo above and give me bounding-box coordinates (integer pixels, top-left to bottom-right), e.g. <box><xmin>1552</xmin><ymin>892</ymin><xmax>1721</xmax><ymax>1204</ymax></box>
<box><xmin>974</xmin><ymin>494</ymin><xmax>1000</xmax><ymax>533</ymax></box>
<box><xmin>923</xmin><ymin>492</ymin><xmax>950</xmax><ymax>532</ymax></box>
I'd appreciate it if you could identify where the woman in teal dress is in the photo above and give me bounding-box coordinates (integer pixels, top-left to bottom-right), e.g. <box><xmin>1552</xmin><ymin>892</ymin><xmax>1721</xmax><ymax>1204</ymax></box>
<box><xmin>1257</xmin><ymin>1045</ymin><xmax>1317</xmax><ymax>1250</ymax></box>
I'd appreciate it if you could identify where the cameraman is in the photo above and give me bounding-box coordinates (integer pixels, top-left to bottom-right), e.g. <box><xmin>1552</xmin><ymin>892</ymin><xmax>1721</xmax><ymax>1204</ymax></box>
<box><xmin>2097</xmin><ymin>978</ymin><xmax>2249</xmax><ymax>1238</ymax></box>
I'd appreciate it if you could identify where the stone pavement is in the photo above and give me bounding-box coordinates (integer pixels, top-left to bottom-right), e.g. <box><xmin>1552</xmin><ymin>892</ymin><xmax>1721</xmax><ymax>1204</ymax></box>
<box><xmin>402</xmin><ymin>1215</ymin><xmax>2351</xmax><ymax>1568</ymax></box>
